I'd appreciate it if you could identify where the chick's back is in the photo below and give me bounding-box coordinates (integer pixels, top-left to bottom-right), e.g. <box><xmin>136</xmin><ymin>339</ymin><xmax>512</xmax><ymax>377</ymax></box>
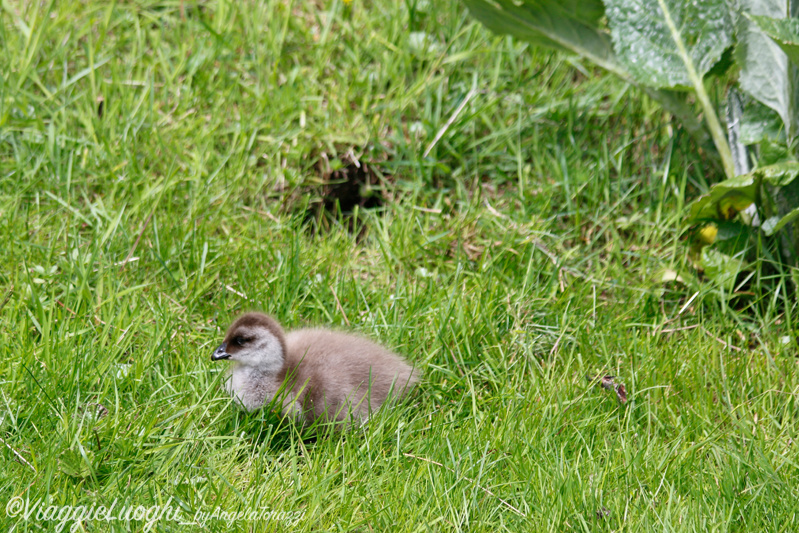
<box><xmin>284</xmin><ymin>329</ymin><xmax>418</xmax><ymax>422</ymax></box>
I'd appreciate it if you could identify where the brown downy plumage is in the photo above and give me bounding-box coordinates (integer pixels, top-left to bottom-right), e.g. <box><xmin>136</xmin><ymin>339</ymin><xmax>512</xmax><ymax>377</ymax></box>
<box><xmin>211</xmin><ymin>312</ymin><xmax>419</xmax><ymax>426</ymax></box>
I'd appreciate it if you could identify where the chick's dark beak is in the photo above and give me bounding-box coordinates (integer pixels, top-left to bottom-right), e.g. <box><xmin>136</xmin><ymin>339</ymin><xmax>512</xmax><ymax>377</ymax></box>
<box><xmin>211</xmin><ymin>341</ymin><xmax>231</xmax><ymax>361</ymax></box>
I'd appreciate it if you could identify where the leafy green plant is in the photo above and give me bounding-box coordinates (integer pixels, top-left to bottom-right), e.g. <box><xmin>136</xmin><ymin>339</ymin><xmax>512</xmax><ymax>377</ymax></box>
<box><xmin>465</xmin><ymin>0</ymin><xmax>799</xmax><ymax>285</ymax></box>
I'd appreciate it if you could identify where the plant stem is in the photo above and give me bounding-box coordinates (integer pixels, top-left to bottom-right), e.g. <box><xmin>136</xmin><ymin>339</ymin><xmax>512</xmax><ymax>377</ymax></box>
<box><xmin>657</xmin><ymin>0</ymin><xmax>736</xmax><ymax>179</ymax></box>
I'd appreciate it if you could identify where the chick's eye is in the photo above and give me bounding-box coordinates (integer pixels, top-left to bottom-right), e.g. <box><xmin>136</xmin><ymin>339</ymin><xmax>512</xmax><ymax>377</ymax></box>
<box><xmin>234</xmin><ymin>336</ymin><xmax>246</xmax><ymax>346</ymax></box>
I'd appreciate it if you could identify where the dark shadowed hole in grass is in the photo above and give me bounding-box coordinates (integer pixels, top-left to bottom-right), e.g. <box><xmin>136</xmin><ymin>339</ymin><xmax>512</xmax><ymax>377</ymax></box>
<box><xmin>304</xmin><ymin>145</ymin><xmax>389</xmax><ymax>233</ymax></box>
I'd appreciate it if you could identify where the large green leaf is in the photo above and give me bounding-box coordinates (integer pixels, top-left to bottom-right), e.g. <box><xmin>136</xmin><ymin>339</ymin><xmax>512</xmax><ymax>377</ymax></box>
<box><xmin>737</xmin><ymin>3</ymin><xmax>799</xmax><ymax>140</ymax></box>
<box><xmin>739</xmin><ymin>99</ymin><xmax>787</xmax><ymax>144</ymax></box>
<box><xmin>688</xmin><ymin>162</ymin><xmax>799</xmax><ymax>224</ymax></box>
<box><xmin>604</xmin><ymin>0</ymin><xmax>735</xmax><ymax>178</ymax></box>
<box><xmin>463</xmin><ymin>0</ymin><xmax>620</xmax><ymax>74</ymax></box>
<box><xmin>464</xmin><ymin>0</ymin><xmax>709</xmax><ymax>139</ymax></box>
<box><xmin>688</xmin><ymin>173</ymin><xmax>760</xmax><ymax>223</ymax></box>
<box><xmin>604</xmin><ymin>0</ymin><xmax>734</xmax><ymax>89</ymax></box>
<box><xmin>463</xmin><ymin>0</ymin><xmax>713</xmax><ymax>147</ymax></box>
<box><xmin>759</xmin><ymin>160</ymin><xmax>799</xmax><ymax>186</ymax></box>
<box><xmin>749</xmin><ymin>14</ymin><xmax>799</xmax><ymax>67</ymax></box>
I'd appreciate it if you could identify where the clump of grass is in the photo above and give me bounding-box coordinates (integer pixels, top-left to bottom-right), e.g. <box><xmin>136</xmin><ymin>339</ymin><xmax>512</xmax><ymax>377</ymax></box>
<box><xmin>0</xmin><ymin>0</ymin><xmax>797</xmax><ymax>531</ymax></box>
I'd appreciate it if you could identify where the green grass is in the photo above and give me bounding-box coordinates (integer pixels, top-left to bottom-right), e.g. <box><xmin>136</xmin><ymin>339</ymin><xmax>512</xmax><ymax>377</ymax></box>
<box><xmin>1</xmin><ymin>0</ymin><xmax>799</xmax><ymax>531</ymax></box>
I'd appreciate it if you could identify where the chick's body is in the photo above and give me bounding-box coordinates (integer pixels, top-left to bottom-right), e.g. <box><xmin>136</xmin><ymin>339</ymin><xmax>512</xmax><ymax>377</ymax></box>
<box><xmin>212</xmin><ymin>312</ymin><xmax>418</xmax><ymax>426</ymax></box>
<box><xmin>282</xmin><ymin>328</ymin><xmax>418</xmax><ymax>424</ymax></box>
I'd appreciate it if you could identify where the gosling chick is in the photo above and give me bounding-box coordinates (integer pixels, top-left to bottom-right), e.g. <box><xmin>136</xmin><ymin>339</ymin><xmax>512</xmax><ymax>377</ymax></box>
<box><xmin>211</xmin><ymin>312</ymin><xmax>419</xmax><ymax>425</ymax></box>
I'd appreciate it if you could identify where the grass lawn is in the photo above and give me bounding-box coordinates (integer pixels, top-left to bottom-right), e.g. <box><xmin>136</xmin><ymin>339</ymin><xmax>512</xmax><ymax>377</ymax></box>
<box><xmin>1</xmin><ymin>0</ymin><xmax>798</xmax><ymax>531</ymax></box>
